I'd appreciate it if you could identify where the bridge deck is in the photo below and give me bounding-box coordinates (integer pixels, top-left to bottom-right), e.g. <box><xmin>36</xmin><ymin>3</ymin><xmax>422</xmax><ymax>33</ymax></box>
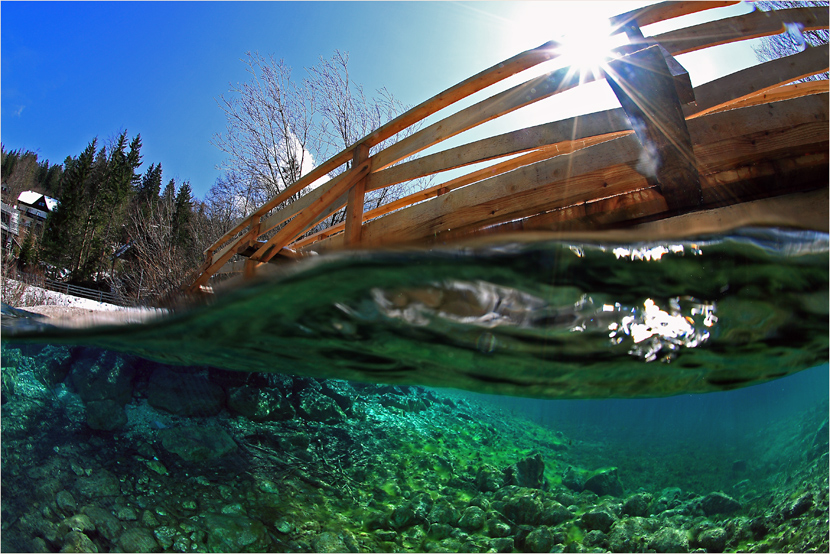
<box><xmin>188</xmin><ymin>1</ymin><xmax>829</xmax><ymax>291</ymax></box>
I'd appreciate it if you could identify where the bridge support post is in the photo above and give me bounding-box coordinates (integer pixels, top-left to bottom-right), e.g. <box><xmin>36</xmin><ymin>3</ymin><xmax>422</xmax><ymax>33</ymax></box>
<box><xmin>606</xmin><ymin>43</ymin><xmax>702</xmax><ymax>213</ymax></box>
<box><xmin>344</xmin><ymin>143</ymin><xmax>370</xmax><ymax>246</ymax></box>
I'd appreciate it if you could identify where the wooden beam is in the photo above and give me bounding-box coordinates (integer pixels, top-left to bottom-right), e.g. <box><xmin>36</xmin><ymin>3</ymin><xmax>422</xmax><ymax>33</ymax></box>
<box><xmin>344</xmin><ymin>144</ymin><xmax>369</xmax><ymax>246</ymax></box>
<box><xmin>609</xmin><ymin>1</ymin><xmax>739</xmax><ymax>33</ymax></box>
<box><xmin>248</xmin><ymin>158</ymin><xmax>372</xmax><ymax>263</ymax></box>
<box><xmin>649</xmin><ymin>6</ymin><xmax>829</xmax><ymax>56</ymax></box>
<box><xmin>685</xmin><ymin>46</ymin><xmax>829</xmax><ymax>119</ymax></box>
<box><xmin>188</xmin><ymin>220</ymin><xmax>260</xmax><ymax>291</ymax></box>
<box><xmin>699</xmin><ymin>80</ymin><xmax>829</xmax><ymax>115</ymax></box>
<box><xmin>365</xmin><ymin>109</ymin><xmax>631</xmax><ymax>193</ymax></box>
<box><xmin>607</xmin><ymin>45</ymin><xmax>701</xmax><ymax>211</ymax></box>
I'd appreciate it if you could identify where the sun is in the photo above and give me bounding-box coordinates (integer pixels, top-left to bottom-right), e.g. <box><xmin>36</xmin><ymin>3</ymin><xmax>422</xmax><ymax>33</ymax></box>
<box><xmin>502</xmin><ymin>2</ymin><xmax>633</xmax><ymax>78</ymax></box>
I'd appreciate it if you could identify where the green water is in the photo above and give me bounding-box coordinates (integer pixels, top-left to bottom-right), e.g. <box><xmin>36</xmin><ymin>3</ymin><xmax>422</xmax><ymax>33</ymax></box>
<box><xmin>3</xmin><ymin>227</ymin><xmax>827</xmax><ymax>399</ymax></box>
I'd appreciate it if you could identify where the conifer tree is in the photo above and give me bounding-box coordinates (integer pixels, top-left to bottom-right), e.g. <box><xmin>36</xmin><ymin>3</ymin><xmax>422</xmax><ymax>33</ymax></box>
<box><xmin>172</xmin><ymin>181</ymin><xmax>193</xmax><ymax>250</ymax></box>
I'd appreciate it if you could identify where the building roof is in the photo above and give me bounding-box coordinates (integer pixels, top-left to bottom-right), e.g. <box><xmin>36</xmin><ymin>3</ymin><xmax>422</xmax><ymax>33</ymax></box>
<box><xmin>18</xmin><ymin>190</ymin><xmax>59</xmax><ymax>211</ymax></box>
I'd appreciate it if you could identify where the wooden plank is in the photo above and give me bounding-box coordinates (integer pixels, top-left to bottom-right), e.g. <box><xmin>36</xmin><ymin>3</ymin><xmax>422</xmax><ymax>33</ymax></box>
<box><xmin>365</xmin><ymin>109</ymin><xmax>631</xmax><ymax>192</ymax></box>
<box><xmin>685</xmin><ymin>46</ymin><xmax>829</xmax><ymax>119</ymax></box>
<box><xmin>344</xmin><ymin>144</ymin><xmax>369</xmax><ymax>245</ymax></box>
<box><xmin>188</xmin><ymin>222</ymin><xmax>260</xmax><ymax>291</ymax></box>
<box><xmin>649</xmin><ymin>6</ymin><xmax>829</xmax><ymax>56</ymax></box>
<box><xmin>607</xmin><ymin>45</ymin><xmax>701</xmax><ymax>211</ymax></box>
<box><xmin>700</xmin><ymin>80</ymin><xmax>829</xmax><ymax>115</ymax></box>
<box><xmin>248</xmin><ymin>158</ymin><xmax>372</xmax><ymax>263</ymax></box>
<box><xmin>609</xmin><ymin>1</ymin><xmax>739</xmax><ymax>32</ymax></box>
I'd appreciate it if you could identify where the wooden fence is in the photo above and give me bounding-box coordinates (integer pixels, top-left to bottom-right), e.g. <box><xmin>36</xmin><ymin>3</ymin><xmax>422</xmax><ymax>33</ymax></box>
<box><xmin>188</xmin><ymin>1</ymin><xmax>829</xmax><ymax>291</ymax></box>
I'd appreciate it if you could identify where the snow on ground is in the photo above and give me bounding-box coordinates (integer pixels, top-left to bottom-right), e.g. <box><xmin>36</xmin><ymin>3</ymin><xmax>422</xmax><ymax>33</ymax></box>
<box><xmin>4</xmin><ymin>278</ymin><xmax>125</xmax><ymax>311</ymax></box>
<box><xmin>2</xmin><ymin>279</ymin><xmax>167</xmax><ymax>323</ymax></box>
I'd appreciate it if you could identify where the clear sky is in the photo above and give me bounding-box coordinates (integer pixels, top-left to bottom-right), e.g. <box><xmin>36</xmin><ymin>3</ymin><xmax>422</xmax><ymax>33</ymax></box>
<box><xmin>2</xmin><ymin>1</ymin><xmax>764</xmax><ymax>200</ymax></box>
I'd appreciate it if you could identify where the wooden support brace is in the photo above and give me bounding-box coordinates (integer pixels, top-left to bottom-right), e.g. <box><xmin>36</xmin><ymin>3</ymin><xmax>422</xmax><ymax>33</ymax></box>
<box><xmin>606</xmin><ymin>45</ymin><xmax>702</xmax><ymax>212</ymax></box>
<box><xmin>344</xmin><ymin>143</ymin><xmax>369</xmax><ymax>246</ymax></box>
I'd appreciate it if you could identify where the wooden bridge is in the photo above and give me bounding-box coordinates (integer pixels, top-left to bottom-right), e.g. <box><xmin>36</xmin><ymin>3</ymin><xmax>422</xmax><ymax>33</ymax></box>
<box><xmin>188</xmin><ymin>1</ymin><xmax>828</xmax><ymax>292</ymax></box>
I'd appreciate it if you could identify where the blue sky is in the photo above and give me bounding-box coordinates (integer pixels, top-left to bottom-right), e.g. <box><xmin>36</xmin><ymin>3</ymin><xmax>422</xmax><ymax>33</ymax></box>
<box><xmin>2</xmin><ymin>1</ymin><xmax>764</xmax><ymax>200</ymax></box>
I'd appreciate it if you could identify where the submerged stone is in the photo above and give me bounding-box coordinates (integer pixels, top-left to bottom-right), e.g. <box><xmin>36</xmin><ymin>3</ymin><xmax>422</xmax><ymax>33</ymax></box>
<box><xmin>622</xmin><ymin>492</ymin><xmax>653</xmax><ymax>517</ymax></box>
<box><xmin>700</xmin><ymin>492</ymin><xmax>741</xmax><ymax>516</ymax></box>
<box><xmin>118</xmin><ymin>527</ymin><xmax>159</xmax><ymax>553</ymax></box>
<box><xmin>580</xmin><ymin>508</ymin><xmax>615</xmax><ymax>533</ymax></box>
<box><xmin>504</xmin><ymin>452</ymin><xmax>545</xmax><ymax>489</ymax></box>
<box><xmin>296</xmin><ymin>389</ymin><xmax>346</xmax><ymax>423</ymax></box>
<box><xmin>228</xmin><ymin>385</ymin><xmax>294</xmax><ymax>421</ymax></box>
<box><xmin>61</xmin><ymin>530</ymin><xmax>98</xmax><ymax>553</ymax></box>
<box><xmin>81</xmin><ymin>506</ymin><xmax>122</xmax><ymax>542</ymax></box>
<box><xmin>650</xmin><ymin>527</ymin><xmax>689</xmax><ymax>553</ymax></box>
<box><xmin>85</xmin><ymin>399</ymin><xmax>128</xmax><ymax>431</ymax></box>
<box><xmin>524</xmin><ymin>526</ymin><xmax>553</xmax><ymax>553</ymax></box>
<box><xmin>55</xmin><ymin>490</ymin><xmax>77</xmax><ymax>515</ymax></box>
<box><xmin>476</xmin><ymin>464</ymin><xmax>506</xmax><ymax>492</ymax></box>
<box><xmin>584</xmin><ymin>467</ymin><xmax>624</xmax><ymax>497</ymax></box>
<box><xmin>697</xmin><ymin>527</ymin><xmax>727</xmax><ymax>552</ymax></box>
<box><xmin>458</xmin><ymin>505</ymin><xmax>486</xmax><ymax>531</ymax></box>
<box><xmin>147</xmin><ymin>368</ymin><xmax>225</xmax><ymax>417</ymax></box>
<box><xmin>159</xmin><ymin>425</ymin><xmax>237</xmax><ymax>462</ymax></box>
<box><xmin>203</xmin><ymin>512</ymin><xmax>269</xmax><ymax>552</ymax></box>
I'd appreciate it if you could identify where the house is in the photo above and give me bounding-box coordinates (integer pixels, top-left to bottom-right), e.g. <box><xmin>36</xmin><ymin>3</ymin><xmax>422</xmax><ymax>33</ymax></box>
<box><xmin>1</xmin><ymin>201</ymin><xmax>21</xmax><ymax>254</ymax></box>
<box><xmin>16</xmin><ymin>190</ymin><xmax>59</xmax><ymax>237</ymax></box>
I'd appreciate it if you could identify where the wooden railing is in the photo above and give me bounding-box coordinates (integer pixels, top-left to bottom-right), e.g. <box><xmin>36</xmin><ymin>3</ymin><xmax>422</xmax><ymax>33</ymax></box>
<box><xmin>188</xmin><ymin>1</ymin><xmax>829</xmax><ymax>291</ymax></box>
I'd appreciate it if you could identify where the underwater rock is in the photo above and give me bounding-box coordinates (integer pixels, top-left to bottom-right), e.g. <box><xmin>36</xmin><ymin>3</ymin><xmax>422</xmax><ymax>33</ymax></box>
<box><xmin>74</xmin><ymin>469</ymin><xmax>120</xmax><ymax>499</ymax></box>
<box><xmin>581</xmin><ymin>508</ymin><xmax>615</xmax><ymax>533</ymax></box>
<box><xmin>583</xmin><ymin>529</ymin><xmax>609</xmax><ymax>550</ymax></box>
<box><xmin>228</xmin><ymin>385</ymin><xmax>294</xmax><ymax>421</ymax></box>
<box><xmin>458</xmin><ymin>505</ymin><xmax>486</xmax><ymax>531</ymax></box>
<box><xmin>81</xmin><ymin>506</ymin><xmax>122</xmax><ymax>542</ymax></box>
<box><xmin>562</xmin><ymin>466</ymin><xmax>585</xmax><ymax>492</ymax></box>
<box><xmin>486</xmin><ymin>517</ymin><xmax>512</xmax><ymax>538</ymax></box>
<box><xmin>607</xmin><ymin>516</ymin><xmax>653</xmax><ymax>552</ymax></box>
<box><xmin>296</xmin><ymin>389</ymin><xmax>346</xmax><ymax>423</ymax></box>
<box><xmin>319</xmin><ymin>380</ymin><xmax>356</xmax><ymax>413</ymax></box>
<box><xmin>524</xmin><ymin>526</ymin><xmax>554</xmax><ymax>553</ymax></box>
<box><xmin>378</xmin><ymin>393</ymin><xmax>429</xmax><ymax>413</ymax></box>
<box><xmin>85</xmin><ymin>399</ymin><xmax>128</xmax><ymax>430</ymax></box>
<box><xmin>476</xmin><ymin>464</ymin><xmax>506</xmax><ymax>492</ymax></box>
<box><xmin>147</xmin><ymin>367</ymin><xmax>225</xmax><ymax>417</ymax></box>
<box><xmin>428</xmin><ymin>499</ymin><xmax>460</xmax><ymax>526</ymax></box>
<box><xmin>651</xmin><ymin>487</ymin><xmax>683</xmax><ymax>514</ymax></box>
<box><xmin>55</xmin><ymin>490</ymin><xmax>77</xmax><ymax>515</ymax></box>
<box><xmin>69</xmin><ymin>349</ymin><xmax>135</xmax><ymax>405</ymax></box>
<box><xmin>540</xmin><ymin>500</ymin><xmax>573</xmax><ymax>526</ymax></box>
<box><xmin>490</xmin><ymin>537</ymin><xmax>515</xmax><ymax>553</ymax></box>
<box><xmin>700</xmin><ymin>492</ymin><xmax>741</xmax><ymax>516</ymax></box>
<box><xmin>118</xmin><ymin>527</ymin><xmax>159</xmax><ymax>553</ymax></box>
<box><xmin>696</xmin><ymin>527</ymin><xmax>727</xmax><ymax>552</ymax></box>
<box><xmin>159</xmin><ymin>425</ymin><xmax>237</xmax><ymax>462</ymax></box>
<box><xmin>622</xmin><ymin>492</ymin><xmax>653</xmax><ymax>517</ymax></box>
<box><xmin>203</xmin><ymin>512</ymin><xmax>269</xmax><ymax>552</ymax></box>
<box><xmin>60</xmin><ymin>530</ymin><xmax>98</xmax><ymax>553</ymax></box>
<box><xmin>499</xmin><ymin>491</ymin><xmax>543</xmax><ymax>525</ymax></box>
<box><xmin>504</xmin><ymin>452</ymin><xmax>545</xmax><ymax>489</ymax></box>
<box><xmin>69</xmin><ymin>349</ymin><xmax>136</xmax><ymax>430</ymax></box>
<box><xmin>57</xmin><ymin>514</ymin><xmax>96</xmax><ymax>538</ymax></box>
<box><xmin>783</xmin><ymin>492</ymin><xmax>813</xmax><ymax>519</ymax></box>
<box><xmin>584</xmin><ymin>468</ymin><xmax>624</xmax><ymax>498</ymax></box>
<box><xmin>650</xmin><ymin>526</ymin><xmax>689</xmax><ymax>553</ymax></box>
<box><xmin>152</xmin><ymin>526</ymin><xmax>177</xmax><ymax>549</ymax></box>
<box><xmin>312</xmin><ymin>530</ymin><xmax>359</xmax><ymax>553</ymax></box>
<box><xmin>428</xmin><ymin>523</ymin><xmax>453</xmax><ymax>540</ymax></box>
